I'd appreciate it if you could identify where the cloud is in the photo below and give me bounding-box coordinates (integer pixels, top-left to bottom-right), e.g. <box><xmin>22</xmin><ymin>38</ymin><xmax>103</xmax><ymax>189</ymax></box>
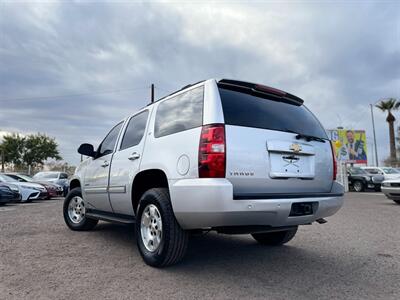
<box><xmin>0</xmin><ymin>1</ymin><xmax>399</xmax><ymax>165</ymax></box>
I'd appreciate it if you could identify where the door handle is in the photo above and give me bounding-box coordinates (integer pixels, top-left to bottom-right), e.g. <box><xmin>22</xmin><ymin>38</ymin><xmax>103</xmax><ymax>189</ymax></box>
<box><xmin>101</xmin><ymin>160</ymin><xmax>109</xmax><ymax>167</ymax></box>
<box><xmin>128</xmin><ymin>152</ymin><xmax>140</xmax><ymax>161</ymax></box>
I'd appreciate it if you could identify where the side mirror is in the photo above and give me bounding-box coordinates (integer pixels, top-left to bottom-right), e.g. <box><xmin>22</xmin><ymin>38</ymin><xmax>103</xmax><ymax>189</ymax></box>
<box><xmin>77</xmin><ymin>143</ymin><xmax>96</xmax><ymax>157</ymax></box>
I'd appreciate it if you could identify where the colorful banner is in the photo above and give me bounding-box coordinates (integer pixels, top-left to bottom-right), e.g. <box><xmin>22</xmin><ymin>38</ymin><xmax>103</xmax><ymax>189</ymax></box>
<box><xmin>327</xmin><ymin>129</ymin><xmax>367</xmax><ymax>164</ymax></box>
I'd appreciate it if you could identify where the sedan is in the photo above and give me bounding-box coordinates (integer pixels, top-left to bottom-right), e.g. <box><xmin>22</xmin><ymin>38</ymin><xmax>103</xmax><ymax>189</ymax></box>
<box><xmin>4</xmin><ymin>173</ymin><xmax>63</xmax><ymax>198</ymax></box>
<box><xmin>0</xmin><ymin>174</ymin><xmax>48</xmax><ymax>203</ymax></box>
<box><xmin>33</xmin><ymin>172</ymin><xmax>69</xmax><ymax>196</ymax></box>
<box><xmin>381</xmin><ymin>180</ymin><xmax>400</xmax><ymax>204</ymax></box>
<box><xmin>0</xmin><ymin>183</ymin><xmax>21</xmax><ymax>205</ymax></box>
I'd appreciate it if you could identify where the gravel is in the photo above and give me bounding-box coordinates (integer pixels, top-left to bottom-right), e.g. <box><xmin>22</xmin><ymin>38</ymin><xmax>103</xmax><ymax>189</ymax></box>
<box><xmin>0</xmin><ymin>193</ymin><xmax>399</xmax><ymax>300</ymax></box>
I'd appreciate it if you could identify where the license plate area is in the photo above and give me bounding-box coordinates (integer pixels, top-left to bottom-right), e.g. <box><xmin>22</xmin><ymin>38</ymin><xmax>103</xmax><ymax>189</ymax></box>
<box><xmin>269</xmin><ymin>152</ymin><xmax>315</xmax><ymax>179</ymax></box>
<box><xmin>289</xmin><ymin>202</ymin><xmax>318</xmax><ymax>217</ymax></box>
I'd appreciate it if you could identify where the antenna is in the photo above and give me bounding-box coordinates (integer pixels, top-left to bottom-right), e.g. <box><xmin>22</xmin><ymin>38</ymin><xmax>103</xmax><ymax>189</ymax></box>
<box><xmin>151</xmin><ymin>84</ymin><xmax>154</xmax><ymax>103</ymax></box>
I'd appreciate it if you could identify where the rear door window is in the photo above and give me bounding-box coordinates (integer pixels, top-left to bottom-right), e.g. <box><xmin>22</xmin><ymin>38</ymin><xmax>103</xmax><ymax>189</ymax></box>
<box><xmin>154</xmin><ymin>86</ymin><xmax>204</xmax><ymax>138</ymax></box>
<box><xmin>218</xmin><ymin>87</ymin><xmax>327</xmax><ymax>139</ymax></box>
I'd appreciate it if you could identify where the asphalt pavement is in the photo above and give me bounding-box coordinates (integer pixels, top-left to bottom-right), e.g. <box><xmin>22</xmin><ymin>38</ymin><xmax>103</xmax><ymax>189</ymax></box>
<box><xmin>0</xmin><ymin>193</ymin><xmax>399</xmax><ymax>300</ymax></box>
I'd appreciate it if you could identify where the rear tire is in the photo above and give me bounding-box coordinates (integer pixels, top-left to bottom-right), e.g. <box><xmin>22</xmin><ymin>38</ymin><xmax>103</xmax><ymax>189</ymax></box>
<box><xmin>353</xmin><ymin>180</ymin><xmax>365</xmax><ymax>192</ymax></box>
<box><xmin>251</xmin><ymin>227</ymin><xmax>298</xmax><ymax>246</ymax></box>
<box><xmin>63</xmin><ymin>187</ymin><xmax>98</xmax><ymax>231</ymax></box>
<box><xmin>136</xmin><ymin>188</ymin><xmax>188</xmax><ymax>267</ymax></box>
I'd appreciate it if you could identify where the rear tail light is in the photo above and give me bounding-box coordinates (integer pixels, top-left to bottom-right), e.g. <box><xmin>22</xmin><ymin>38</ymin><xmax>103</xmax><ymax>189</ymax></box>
<box><xmin>330</xmin><ymin>141</ymin><xmax>337</xmax><ymax>181</ymax></box>
<box><xmin>199</xmin><ymin>124</ymin><xmax>226</xmax><ymax>178</ymax></box>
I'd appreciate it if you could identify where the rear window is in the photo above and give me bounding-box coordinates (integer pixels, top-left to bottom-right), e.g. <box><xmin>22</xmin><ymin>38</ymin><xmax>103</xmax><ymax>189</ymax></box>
<box><xmin>218</xmin><ymin>87</ymin><xmax>327</xmax><ymax>139</ymax></box>
<box><xmin>154</xmin><ymin>86</ymin><xmax>204</xmax><ymax>138</ymax></box>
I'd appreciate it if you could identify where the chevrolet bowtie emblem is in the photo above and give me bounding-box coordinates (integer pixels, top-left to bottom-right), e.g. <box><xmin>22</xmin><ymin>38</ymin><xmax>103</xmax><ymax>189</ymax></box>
<box><xmin>290</xmin><ymin>143</ymin><xmax>302</xmax><ymax>153</ymax></box>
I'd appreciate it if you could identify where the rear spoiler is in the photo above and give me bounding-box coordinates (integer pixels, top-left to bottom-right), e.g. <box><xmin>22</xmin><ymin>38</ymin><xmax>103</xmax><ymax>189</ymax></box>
<box><xmin>218</xmin><ymin>79</ymin><xmax>304</xmax><ymax>106</ymax></box>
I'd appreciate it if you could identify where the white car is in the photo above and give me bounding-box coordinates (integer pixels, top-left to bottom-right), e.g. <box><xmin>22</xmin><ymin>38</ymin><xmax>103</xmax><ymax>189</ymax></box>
<box><xmin>0</xmin><ymin>174</ymin><xmax>47</xmax><ymax>202</ymax></box>
<box><xmin>361</xmin><ymin>167</ymin><xmax>400</xmax><ymax>181</ymax></box>
<box><xmin>381</xmin><ymin>180</ymin><xmax>400</xmax><ymax>204</ymax></box>
<box><xmin>63</xmin><ymin>79</ymin><xmax>344</xmax><ymax>267</ymax></box>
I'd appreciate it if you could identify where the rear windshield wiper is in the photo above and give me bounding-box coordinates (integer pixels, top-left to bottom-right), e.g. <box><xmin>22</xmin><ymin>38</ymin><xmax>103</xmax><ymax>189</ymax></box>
<box><xmin>284</xmin><ymin>129</ymin><xmax>326</xmax><ymax>143</ymax></box>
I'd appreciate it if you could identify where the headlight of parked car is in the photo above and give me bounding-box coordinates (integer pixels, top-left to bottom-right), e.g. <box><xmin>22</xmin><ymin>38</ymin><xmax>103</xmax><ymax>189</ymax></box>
<box><xmin>8</xmin><ymin>184</ymin><xmax>20</xmax><ymax>192</ymax></box>
<box><xmin>382</xmin><ymin>182</ymin><xmax>391</xmax><ymax>187</ymax></box>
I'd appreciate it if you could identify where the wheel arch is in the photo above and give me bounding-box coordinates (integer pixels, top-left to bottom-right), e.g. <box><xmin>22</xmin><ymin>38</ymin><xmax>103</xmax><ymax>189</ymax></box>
<box><xmin>131</xmin><ymin>169</ymin><xmax>169</xmax><ymax>213</ymax></box>
<box><xmin>69</xmin><ymin>178</ymin><xmax>81</xmax><ymax>190</ymax></box>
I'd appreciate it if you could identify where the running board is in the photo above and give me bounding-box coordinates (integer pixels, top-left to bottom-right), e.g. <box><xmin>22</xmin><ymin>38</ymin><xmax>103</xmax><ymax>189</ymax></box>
<box><xmin>86</xmin><ymin>209</ymin><xmax>136</xmax><ymax>224</ymax></box>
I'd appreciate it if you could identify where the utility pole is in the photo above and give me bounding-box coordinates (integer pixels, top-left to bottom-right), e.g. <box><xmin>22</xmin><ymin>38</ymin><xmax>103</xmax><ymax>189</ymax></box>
<box><xmin>151</xmin><ymin>84</ymin><xmax>154</xmax><ymax>103</ymax></box>
<box><xmin>370</xmin><ymin>104</ymin><xmax>379</xmax><ymax>166</ymax></box>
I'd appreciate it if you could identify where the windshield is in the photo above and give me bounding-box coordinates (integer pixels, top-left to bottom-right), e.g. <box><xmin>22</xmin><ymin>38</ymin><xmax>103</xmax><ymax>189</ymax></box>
<box><xmin>18</xmin><ymin>174</ymin><xmax>33</xmax><ymax>182</ymax></box>
<box><xmin>0</xmin><ymin>174</ymin><xmax>18</xmax><ymax>182</ymax></box>
<box><xmin>349</xmin><ymin>167</ymin><xmax>367</xmax><ymax>175</ymax></box>
<box><xmin>382</xmin><ymin>167</ymin><xmax>400</xmax><ymax>174</ymax></box>
<box><xmin>34</xmin><ymin>172</ymin><xmax>58</xmax><ymax>179</ymax></box>
<box><xmin>218</xmin><ymin>87</ymin><xmax>327</xmax><ymax>139</ymax></box>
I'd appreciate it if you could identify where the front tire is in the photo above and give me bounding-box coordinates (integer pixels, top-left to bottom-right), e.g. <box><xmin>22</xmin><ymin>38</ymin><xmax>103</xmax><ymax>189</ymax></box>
<box><xmin>353</xmin><ymin>180</ymin><xmax>365</xmax><ymax>192</ymax></box>
<box><xmin>63</xmin><ymin>187</ymin><xmax>98</xmax><ymax>231</ymax></box>
<box><xmin>136</xmin><ymin>188</ymin><xmax>188</xmax><ymax>267</ymax></box>
<box><xmin>251</xmin><ymin>227</ymin><xmax>298</xmax><ymax>246</ymax></box>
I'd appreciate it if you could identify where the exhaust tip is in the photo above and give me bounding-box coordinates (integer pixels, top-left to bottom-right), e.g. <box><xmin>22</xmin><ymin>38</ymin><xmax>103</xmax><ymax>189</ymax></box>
<box><xmin>316</xmin><ymin>218</ymin><xmax>327</xmax><ymax>224</ymax></box>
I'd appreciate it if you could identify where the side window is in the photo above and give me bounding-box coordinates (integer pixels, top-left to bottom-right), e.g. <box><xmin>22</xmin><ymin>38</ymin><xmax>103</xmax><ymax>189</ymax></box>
<box><xmin>154</xmin><ymin>86</ymin><xmax>204</xmax><ymax>138</ymax></box>
<box><xmin>97</xmin><ymin>122</ymin><xmax>123</xmax><ymax>158</ymax></box>
<box><xmin>60</xmin><ymin>173</ymin><xmax>68</xmax><ymax>179</ymax></box>
<box><xmin>120</xmin><ymin>110</ymin><xmax>149</xmax><ymax>150</ymax></box>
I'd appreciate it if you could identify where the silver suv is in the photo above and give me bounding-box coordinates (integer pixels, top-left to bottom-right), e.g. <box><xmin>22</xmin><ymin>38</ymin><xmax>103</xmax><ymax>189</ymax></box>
<box><xmin>64</xmin><ymin>79</ymin><xmax>344</xmax><ymax>267</ymax></box>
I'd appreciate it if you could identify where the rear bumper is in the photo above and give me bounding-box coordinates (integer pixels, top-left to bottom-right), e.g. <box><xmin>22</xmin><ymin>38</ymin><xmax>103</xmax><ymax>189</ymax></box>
<box><xmin>381</xmin><ymin>186</ymin><xmax>400</xmax><ymax>199</ymax></box>
<box><xmin>169</xmin><ymin>179</ymin><xmax>344</xmax><ymax>230</ymax></box>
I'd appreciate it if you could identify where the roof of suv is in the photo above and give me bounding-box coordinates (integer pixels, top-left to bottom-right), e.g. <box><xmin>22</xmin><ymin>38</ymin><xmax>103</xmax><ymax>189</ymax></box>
<box><xmin>149</xmin><ymin>78</ymin><xmax>304</xmax><ymax>107</ymax></box>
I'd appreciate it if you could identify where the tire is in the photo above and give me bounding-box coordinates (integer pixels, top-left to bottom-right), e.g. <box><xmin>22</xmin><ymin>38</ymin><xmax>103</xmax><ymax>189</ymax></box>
<box><xmin>374</xmin><ymin>186</ymin><xmax>381</xmax><ymax>192</ymax></box>
<box><xmin>63</xmin><ymin>187</ymin><xmax>98</xmax><ymax>231</ymax></box>
<box><xmin>136</xmin><ymin>188</ymin><xmax>188</xmax><ymax>267</ymax></box>
<box><xmin>353</xmin><ymin>180</ymin><xmax>365</xmax><ymax>192</ymax></box>
<box><xmin>251</xmin><ymin>227</ymin><xmax>298</xmax><ymax>246</ymax></box>
<box><xmin>393</xmin><ymin>200</ymin><xmax>400</xmax><ymax>205</ymax></box>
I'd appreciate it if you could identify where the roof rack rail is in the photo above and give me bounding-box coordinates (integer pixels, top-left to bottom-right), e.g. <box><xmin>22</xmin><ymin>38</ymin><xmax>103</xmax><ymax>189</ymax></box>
<box><xmin>147</xmin><ymin>80</ymin><xmax>205</xmax><ymax>106</ymax></box>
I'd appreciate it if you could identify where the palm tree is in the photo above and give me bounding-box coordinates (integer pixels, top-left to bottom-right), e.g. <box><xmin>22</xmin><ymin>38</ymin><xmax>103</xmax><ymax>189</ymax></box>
<box><xmin>376</xmin><ymin>98</ymin><xmax>399</xmax><ymax>163</ymax></box>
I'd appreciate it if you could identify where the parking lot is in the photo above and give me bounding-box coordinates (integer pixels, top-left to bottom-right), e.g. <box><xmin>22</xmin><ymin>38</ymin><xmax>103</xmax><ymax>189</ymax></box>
<box><xmin>0</xmin><ymin>193</ymin><xmax>399</xmax><ymax>300</ymax></box>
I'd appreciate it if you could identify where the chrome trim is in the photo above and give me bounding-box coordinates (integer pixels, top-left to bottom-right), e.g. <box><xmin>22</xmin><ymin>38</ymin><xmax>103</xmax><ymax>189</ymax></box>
<box><xmin>108</xmin><ymin>185</ymin><xmax>126</xmax><ymax>193</ymax></box>
<box><xmin>84</xmin><ymin>186</ymin><xmax>108</xmax><ymax>194</ymax></box>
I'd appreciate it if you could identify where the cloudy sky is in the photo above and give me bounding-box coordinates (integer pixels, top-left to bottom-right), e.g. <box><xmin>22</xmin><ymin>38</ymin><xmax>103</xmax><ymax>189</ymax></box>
<box><xmin>0</xmin><ymin>0</ymin><xmax>399</xmax><ymax>165</ymax></box>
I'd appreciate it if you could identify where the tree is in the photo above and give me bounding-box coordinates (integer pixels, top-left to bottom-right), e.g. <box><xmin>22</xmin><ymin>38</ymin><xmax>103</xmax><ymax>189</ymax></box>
<box><xmin>1</xmin><ymin>133</ymin><xmax>25</xmax><ymax>167</ymax></box>
<box><xmin>23</xmin><ymin>134</ymin><xmax>62</xmax><ymax>167</ymax></box>
<box><xmin>0</xmin><ymin>133</ymin><xmax>62</xmax><ymax>169</ymax></box>
<box><xmin>376</xmin><ymin>98</ymin><xmax>399</xmax><ymax>164</ymax></box>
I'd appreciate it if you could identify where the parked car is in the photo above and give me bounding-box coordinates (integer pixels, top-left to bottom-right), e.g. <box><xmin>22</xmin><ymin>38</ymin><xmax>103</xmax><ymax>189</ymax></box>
<box><xmin>33</xmin><ymin>172</ymin><xmax>69</xmax><ymax>196</ymax></box>
<box><xmin>381</xmin><ymin>180</ymin><xmax>400</xmax><ymax>204</ymax></box>
<box><xmin>347</xmin><ymin>167</ymin><xmax>384</xmax><ymax>192</ymax></box>
<box><xmin>0</xmin><ymin>174</ymin><xmax>48</xmax><ymax>202</ymax></box>
<box><xmin>361</xmin><ymin>167</ymin><xmax>400</xmax><ymax>181</ymax></box>
<box><xmin>0</xmin><ymin>183</ymin><xmax>21</xmax><ymax>205</ymax></box>
<box><xmin>63</xmin><ymin>79</ymin><xmax>344</xmax><ymax>267</ymax></box>
<box><xmin>4</xmin><ymin>173</ymin><xmax>63</xmax><ymax>199</ymax></box>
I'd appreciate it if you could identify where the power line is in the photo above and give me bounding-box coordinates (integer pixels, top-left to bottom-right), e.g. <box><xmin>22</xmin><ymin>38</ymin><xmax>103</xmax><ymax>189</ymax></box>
<box><xmin>1</xmin><ymin>86</ymin><xmax>149</xmax><ymax>102</ymax></box>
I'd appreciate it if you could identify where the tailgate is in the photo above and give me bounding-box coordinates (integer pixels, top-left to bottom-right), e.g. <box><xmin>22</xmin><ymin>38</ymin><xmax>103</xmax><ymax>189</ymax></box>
<box><xmin>225</xmin><ymin>126</ymin><xmax>333</xmax><ymax>196</ymax></box>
